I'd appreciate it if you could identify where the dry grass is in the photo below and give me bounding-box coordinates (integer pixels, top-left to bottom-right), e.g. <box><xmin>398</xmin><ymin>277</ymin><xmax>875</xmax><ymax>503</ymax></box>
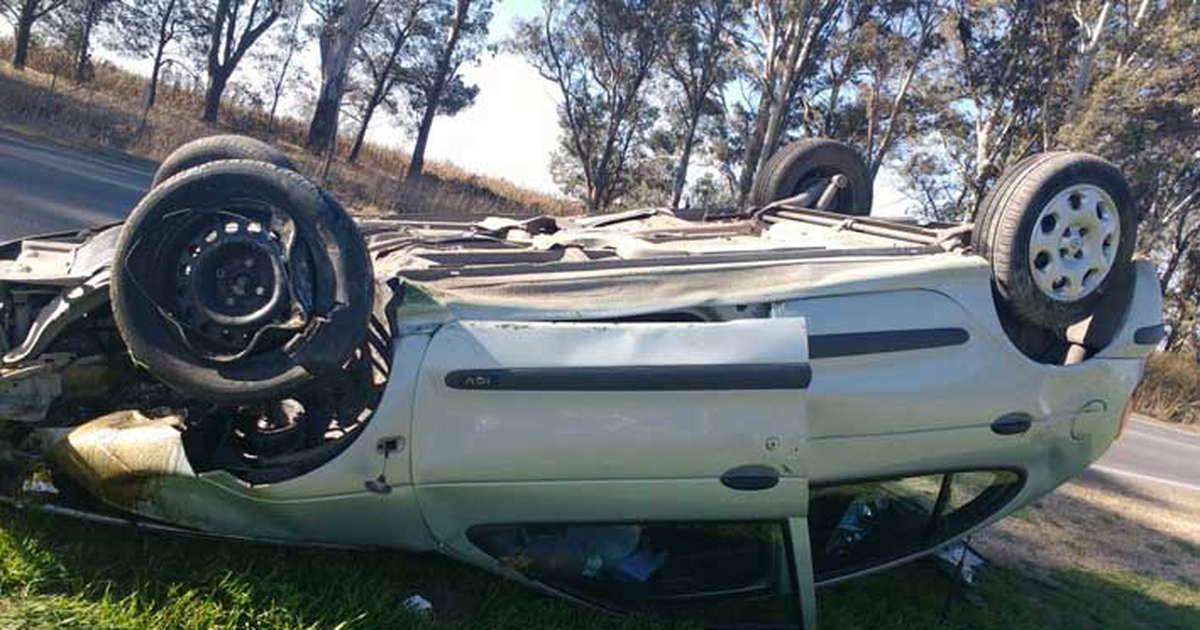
<box><xmin>1137</xmin><ymin>352</ymin><xmax>1200</xmax><ymax>426</ymax></box>
<box><xmin>974</xmin><ymin>473</ymin><xmax>1200</xmax><ymax>586</ymax></box>
<box><xmin>0</xmin><ymin>41</ymin><xmax>581</xmax><ymax>220</ymax></box>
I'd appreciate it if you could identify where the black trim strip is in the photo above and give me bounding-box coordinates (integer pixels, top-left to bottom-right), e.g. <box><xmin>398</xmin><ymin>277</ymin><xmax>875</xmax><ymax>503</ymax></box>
<box><xmin>1133</xmin><ymin>324</ymin><xmax>1166</xmax><ymax>346</ymax></box>
<box><xmin>809</xmin><ymin>327</ymin><xmax>969</xmax><ymax>359</ymax></box>
<box><xmin>445</xmin><ymin>363</ymin><xmax>811</xmax><ymax>391</ymax></box>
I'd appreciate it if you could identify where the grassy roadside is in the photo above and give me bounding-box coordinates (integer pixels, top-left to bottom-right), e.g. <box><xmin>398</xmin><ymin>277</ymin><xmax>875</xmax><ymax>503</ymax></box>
<box><xmin>0</xmin><ymin>43</ymin><xmax>580</xmax><ymax>220</ymax></box>
<box><xmin>2</xmin><ymin>476</ymin><xmax>1197</xmax><ymax>630</ymax></box>
<box><xmin>1138</xmin><ymin>353</ymin><xmax>1200</xmax><ymax>427</ymax></box>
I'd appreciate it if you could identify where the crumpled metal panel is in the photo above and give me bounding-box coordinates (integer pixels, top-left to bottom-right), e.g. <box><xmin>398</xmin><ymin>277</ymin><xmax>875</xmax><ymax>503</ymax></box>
<box><xmin>49</xmin><ymin>409</ymin><xmax>194</xmax><ymax>513</ymax></box>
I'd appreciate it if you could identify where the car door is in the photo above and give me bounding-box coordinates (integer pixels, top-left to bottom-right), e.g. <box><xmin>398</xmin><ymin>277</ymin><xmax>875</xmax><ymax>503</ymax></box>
<box><xmin>411</xmin><ymin>318</ymin><xmax>815</xmax><ymax>628</ymax></box>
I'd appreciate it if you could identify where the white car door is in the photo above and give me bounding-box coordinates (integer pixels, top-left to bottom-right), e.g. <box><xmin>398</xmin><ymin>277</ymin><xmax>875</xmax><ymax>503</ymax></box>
<box><xmin>411</xmin><ymin>318</ymin><xmax>816</xmax><ymax>627</ymax></box>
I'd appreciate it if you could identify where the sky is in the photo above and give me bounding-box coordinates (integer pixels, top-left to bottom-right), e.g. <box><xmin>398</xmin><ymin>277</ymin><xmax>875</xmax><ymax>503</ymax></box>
<box><xmin>373</xmin><ymin>0</ymin><xmax>557</xmax><ymax>192</ymax></box>
<box><xmin>68</xmin><ymin>0</ymin><xmax>913</xmax><ymax>214</ymax></box>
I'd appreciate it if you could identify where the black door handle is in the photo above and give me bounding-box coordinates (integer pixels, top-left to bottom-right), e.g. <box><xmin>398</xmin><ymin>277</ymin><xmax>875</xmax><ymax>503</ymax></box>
<box><xmin>721</xmin><ymin>465</ymin><xmax>780</xmax><ymax>491</ymax></box>
<box><xmin>991</xmin><ymin>413</ymin><xmax>1033</xmax><ymax>435</ymax></box>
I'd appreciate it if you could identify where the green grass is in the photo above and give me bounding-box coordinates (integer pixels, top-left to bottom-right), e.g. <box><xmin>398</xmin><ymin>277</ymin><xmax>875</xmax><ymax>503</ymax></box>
<box><xmin>1</xmin><ymin>506</ymin><xmax>1197</xmax><ymax>630</ymax></box>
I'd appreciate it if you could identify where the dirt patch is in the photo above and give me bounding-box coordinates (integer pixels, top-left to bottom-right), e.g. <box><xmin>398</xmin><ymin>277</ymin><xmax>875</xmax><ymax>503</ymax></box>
<box><xmin>972</xmin><ymin>471</ymin><xmax>1200</xmax><ymax>586</ymax></box>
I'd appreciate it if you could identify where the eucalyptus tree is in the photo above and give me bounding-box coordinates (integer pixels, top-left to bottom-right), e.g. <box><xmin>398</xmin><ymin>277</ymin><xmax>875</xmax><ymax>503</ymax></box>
<box><xmin>196</xmin><ymin>0</ymin><xmax>285</xmax><ymax>123</ymax></box>
<box><xmin>403</xmin><ymin>0</ymin><xmax>491</xmax><ymax>181</ymax></box>
<box><xmin>512</xmin><ymin>0</ymin><xmax>669</xmax><ymax>213</ymax></box>
<box><xmin>253</xmin><ymin>0</ymin><xmax>306</xmax><ymax>131</ymax></box>
<box><xmin>659</xmin><ymin>0</ymin><xmax>742</xmax><ymax>210</ymax></box>
<box><xmin>730</xmin><ymin>0</ymin><xmax>841</xmax><ymax>204</ymax></box>
<box><xmin>1058</xmin><ymin>0</ymin><xmax>1198</xmax><ymax>352</ymax></box>
<box><xmin>345</xmin><ymin>0</ymin><xmax>432</xmax><ymax>162</ymax></box>
<box><xmin>2</xmin><ymin>0</ymin><xmax>69</xmax><ymax>69</ymax></box>
<box><xmin>305</xmin><ymin>0</ymin><xmax>370</xmax><ymax>152</ymax></box>
<box><xmin>107</xmin><ymin>0</ymin><xmax>192</xmax><ymax>108</ymax></box>
<box><xmin>49</xmin><ymin>0</ymin><xmax>113</xmax><ymax>82</ymax></box>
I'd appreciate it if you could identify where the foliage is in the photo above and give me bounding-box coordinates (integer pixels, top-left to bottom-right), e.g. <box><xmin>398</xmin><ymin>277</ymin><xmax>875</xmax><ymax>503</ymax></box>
<box><xmin>1057</xmin><ymin>1</ymin><xmax>1199</xmax><ymax>353</ymax></box>
<box><xmin>511</xmin><ymin>0</ymin><xmax>669</xmax><ymax>214</ymax></box>
<box><xmin>402</xmin><ymin>0</ymin><xmax>491</xmax><ymax>180</ymax></box>
<box><xmin>191</xmin><ymin>0</ymin><xmax>286</xmax><ymax>122</ymax></box>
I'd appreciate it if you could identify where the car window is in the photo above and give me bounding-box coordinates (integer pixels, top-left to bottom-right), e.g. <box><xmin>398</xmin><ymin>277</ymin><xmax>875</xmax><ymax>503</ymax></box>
<box><xmin>469</xmin><ymin>522</ymin><xmax>801</xmax><ymax>628</ymax></box>
<box><xmin>808</xmin><ymin>470</ymin><xmax>1021</xmax><ymax>581</ymax></box>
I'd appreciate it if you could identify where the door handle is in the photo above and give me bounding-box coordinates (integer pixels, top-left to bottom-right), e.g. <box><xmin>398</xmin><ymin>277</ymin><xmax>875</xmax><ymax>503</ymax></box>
<box><xmin>991</xmin><ymin>413</ymin><xmax>1033</xmax><ymax>435</ymax></box>
<box><xmin>721</xmin><ymin>465</ymin><xmax>780</xmax><ymax>491</ymax></box>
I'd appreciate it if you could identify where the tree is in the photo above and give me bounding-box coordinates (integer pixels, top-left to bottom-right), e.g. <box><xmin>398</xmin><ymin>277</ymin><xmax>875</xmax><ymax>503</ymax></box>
<box><xmin>107</xmin><ymin>0</ymin><xmax>190</xmax><ymax>109</ymax></box>
<box><xmin>346</xmin><ymin>0</ymin><xmax>431</xmax><ymax>162</ymax></box>
<box><xmin>849</xmin><ymin>0</ymin><xmax>943</xmax><ymax>182</ymax></box>
<box><xmin>305</xmin><ymin>0</ymin><xmax>370</xmax><ymax>152</ymax></box>
<box><xmin>197</xmin><ymin>0</ymin><xmax>284</xmax><ymax>123</ymax></box>
<box><xmin>731</xmin><ymin>0</ymin><xmax>840</xmax><ymax>204</ymax></box>
<box><xmin>659</xmin><ymin>0</ymin><xmax>741</xmax><ymax>210</ymax></box>
<box><xmin>253</xmin><ymin>0</ymin><xmax>306</xmax><ymax>131</ymax></box>
<box><xmin>2</xmin><ymin>0</ymin><xmax>69</xmax><ymax>69</ymax></box>
<box><xmin>48</xmin><ymin>0</ymin><xmax>113</xmax><ymax>83</ymax></box>
<box><xmin>404</xmin><ymin>0</ymin><xmax>491</xmax><ymax>181</ymax></box>
<box><xmin>898</xmin><ymin>1</ymin><xmax>1072</xmax><ymax>220</ymax></box>
<box><xmin>512</xmin><ymin>0</ymin><xmax>667</xmax><ymax>214</ymax></box>
<box><xmin>1058</xmin><ymin>1</ymin><xmax>1198</xmax><ymax>352</ymax></box>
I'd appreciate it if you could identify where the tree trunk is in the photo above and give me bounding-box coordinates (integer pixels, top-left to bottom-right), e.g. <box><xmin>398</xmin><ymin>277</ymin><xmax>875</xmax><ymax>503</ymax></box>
<box><xmin>144</xmin><ymin>0</ymin><xmax>176</xmax><ymax>110</ymax></box>
<box><xmin>736</xmin><ymin>94</ymin><xmax>774</xmax><ymax>204</ymax></box>
<box><xmin>306</xmin><ymin>89</ymin><xmax>343</xmax><ymax>153</ymax></box>
<box><xmin>670</xmin><ymin>106</ymin><xmax>703</xmax><ymax>210</ymax></box>
<box><xmin>306</xmin><ymin>0</ymin><xmax>370</xmax><ymax>153</ymax></box>
<box><xmin>73</xmin><ymin>0</ymin><xmax>101</xmax><ymax>84</ymax></box>
<box><xmin>756</xmin><ymin>15</ymin><xmax>814</xmax><ymax>177</ymax></box>
<box><xmin>267</xmin><ymin>88</ymin><xmax>282</xmax><ymax>133</ymax></box>
<box><xmin>1068</xmin><ymin>1</ymin><xmax>1112</xmax><ymax>115</ymax></box>
<box><xmin>348</xmin><ymin>97</ymin><xmax>381</xmax><ymax>163</ymax></box>
<box><xmin>406</xmin><ymin>0</ymin><xmax>470</xmax><ymax>182</ymax></box>
<box><xmin>12</xmin><ymin>4</ymin><xmax>35</xmax><ymax>70</ymax></box>
<box><xmin>145</xmin><ymin>56</ymin><xmax>163</xmax><ymax>110</ymax></box>
<box><xmin>201</xmin><ymin>71</ymin><xmax>228</xmax><ymax>123</ymax></box>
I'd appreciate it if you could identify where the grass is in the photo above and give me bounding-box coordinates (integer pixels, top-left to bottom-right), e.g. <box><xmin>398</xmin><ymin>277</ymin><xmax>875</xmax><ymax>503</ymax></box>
<box><xmin>1137</xmin><ymin>352</ymin><xmax>1200</xmax><ymax>426</ymax></box>
<box><xmin>1</xmin><ymin>505</ymin><xmax>1196</xmax><ymax>630</ymax></box>
<box><xmin>0</xmin><ymin>41</ymin><xmax>581</xmax><ymax>220</ymax></box>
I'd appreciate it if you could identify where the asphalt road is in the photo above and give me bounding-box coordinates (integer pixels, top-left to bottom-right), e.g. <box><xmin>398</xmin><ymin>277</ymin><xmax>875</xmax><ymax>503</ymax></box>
<box><xmin>1091</xmin><ymin>414</ymin><xmax>1200</xmax><ymax>493</ymax></box>
<box><xmin>1</xmin><ymin>131</ymin><xmax>1197</xmax><ymax>494</ymax></box>
<box><xmin>0</xmin><ymin>132</ymin><xmax>151</xmax><ymax>241</ymax></box>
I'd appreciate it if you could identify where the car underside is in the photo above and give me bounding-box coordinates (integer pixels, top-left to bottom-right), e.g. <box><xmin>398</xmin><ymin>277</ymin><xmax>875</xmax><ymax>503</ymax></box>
<box><xmin>0</xmin><ymin>136</ymin><xmax>1165</xmax><ymax>629</ymax></box>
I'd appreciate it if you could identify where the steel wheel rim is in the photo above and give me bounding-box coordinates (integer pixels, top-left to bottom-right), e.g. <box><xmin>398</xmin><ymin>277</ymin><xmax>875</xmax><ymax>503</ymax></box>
<box><xmin>1028</xmin><ymin>183</ymin><xmax>1120</xmax><ymax>302</ymax></box>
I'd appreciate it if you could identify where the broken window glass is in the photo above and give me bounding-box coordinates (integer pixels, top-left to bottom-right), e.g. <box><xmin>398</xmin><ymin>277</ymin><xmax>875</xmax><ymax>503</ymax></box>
<box><xmin>808</xmin><ymin>470</ymin><xmax>1022</xmax><ymax>581</ymax></box>
<box><xmin>469</xmin><ymin>521</ymin><xmax>800</xmax><ymax>628</ymax></box>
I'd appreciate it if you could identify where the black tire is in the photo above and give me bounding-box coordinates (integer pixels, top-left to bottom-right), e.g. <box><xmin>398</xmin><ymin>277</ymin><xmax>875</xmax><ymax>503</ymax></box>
<box><xmin>112</xmin><ymin>160</ymin><xmax>373</xmax><ymax>403</ymax></box>
<box><xmin>750</xmin><ymin>138</ymin><xmax>873</xmax><ymax>215</ymax></box>
<box><xmin>153</xmin><ymin>135</ymin><xmax>298</xmax><ymax>187</ymax></box>
<box><xmin>972</xmin><ymin>152</ymin><xmax>1137</xmax><ymax>330</ymax></box>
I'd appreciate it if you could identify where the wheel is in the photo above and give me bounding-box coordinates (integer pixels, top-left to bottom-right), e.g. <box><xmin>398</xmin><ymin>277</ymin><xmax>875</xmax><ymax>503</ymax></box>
<box><xmin>153</xmin><ymin>135</ymin><xmax>298</xmax><ymax>187</ymax></box>
<box><xmin>111</xmin><ymin>160</ymin><xmax>373</xmax><ymax>403</ymax></box>
<box><xmin>750</xmin><ymin>138</ymin><xmax>873</xmax><ymax>215</ymax></box>
<box><xmin>972</xmin><ymin>152</ymin><xmax>1137</xmax><ymax>330</ymax></box>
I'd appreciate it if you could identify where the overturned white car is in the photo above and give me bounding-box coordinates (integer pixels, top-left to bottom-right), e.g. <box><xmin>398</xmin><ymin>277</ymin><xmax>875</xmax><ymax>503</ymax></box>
<box><xmin>0</xmin><ymin>136</ymin><xmax>1163</xmax><ymax>629</ymax></box>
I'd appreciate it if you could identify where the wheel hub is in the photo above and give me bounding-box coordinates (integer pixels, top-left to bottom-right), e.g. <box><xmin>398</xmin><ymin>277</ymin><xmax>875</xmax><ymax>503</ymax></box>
<box><xmin>1028</xmin><ymin>184</ymin><xmax>1120</xmax><ymax>302</ymax></box>
<box><xmin>175</xmin><ymin>217</ymin><xmax>291</xmax><ymax>353</ymax></box>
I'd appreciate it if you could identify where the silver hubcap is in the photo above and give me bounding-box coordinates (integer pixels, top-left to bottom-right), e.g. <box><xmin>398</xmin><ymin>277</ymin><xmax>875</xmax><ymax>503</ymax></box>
<box><xmin>1028</xmin><ymin>184</ymin><xmax>1120</xmax><ymax>301</ymax></box>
